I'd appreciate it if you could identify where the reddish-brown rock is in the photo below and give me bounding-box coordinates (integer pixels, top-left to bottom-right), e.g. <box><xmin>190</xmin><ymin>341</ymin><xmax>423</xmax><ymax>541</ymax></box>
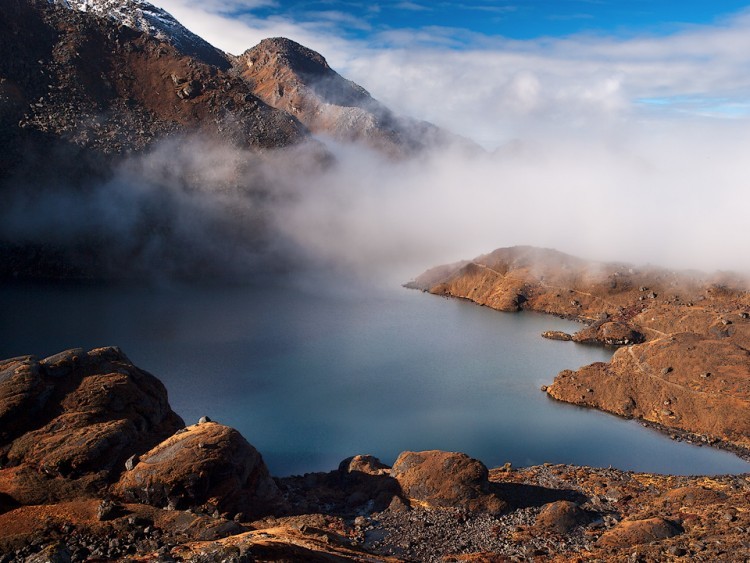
<box><xmin>390</xmin><ymin>450</ymin><xmax>507</xmax><ymax>514</ymax></box>
<box><xmin>115</xmin><ymin>421</ymin><xmax>283</xmax><ymax>519</ymax></box>
<box><xmin>409</xmin><ymin>246</ymin><xmax>750</xmax><ymax>452</ymax></box>
<box><xmin>534</xmin><ymin>500</ymin><xmax>589</xmax><ymax>533</ymax></box>
<box><xmin>0</xmin><ymin>347</ymin><xmax>183</xmax><ymax>505</ymax></box>
<box><xmin>596</xmin><ymin>517</ymin><xmax>682</xmax><ymax>548</ymax></box>
<box><xmin>572</xmin><ymin>320</ymin><xmax>644</xmax><ymax>346</ymax></box>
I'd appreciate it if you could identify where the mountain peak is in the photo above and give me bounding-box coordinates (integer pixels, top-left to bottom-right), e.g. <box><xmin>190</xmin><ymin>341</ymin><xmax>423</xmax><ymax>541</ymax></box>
<box><xmin>53</xmin><ymin>0</ymin><xmax>229</xmax><ymax>68</ymax></box>
<box><xmin>248</xmin><ymin>37</ymin><xmax>332</xmax><ymax>77</ymax></box>
<box><xmin>236</xmin><ymin>36</ymin><xmax>472</xmax><ymax>157</ymax></box>
<box><xmin>239</xmin><ymin>37</ymin><xmax>371</xmax><ymax>109</ymax></box>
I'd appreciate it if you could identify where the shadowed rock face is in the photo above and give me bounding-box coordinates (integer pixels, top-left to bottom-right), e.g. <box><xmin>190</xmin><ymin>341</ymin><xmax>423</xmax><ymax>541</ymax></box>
<box><xmin>409</xmin><ymin>245</ymin><xmax>750</xmax><ymax>453</ymax></box>
<box><xmin>0</xmin><ymin>347</ymin><xmax>183</xmax><ymax>504</ymax></box>
<box><xmin>115</xmin><ymin>421</ymin><xmax>284</xmax><ymax>519</ymax></box>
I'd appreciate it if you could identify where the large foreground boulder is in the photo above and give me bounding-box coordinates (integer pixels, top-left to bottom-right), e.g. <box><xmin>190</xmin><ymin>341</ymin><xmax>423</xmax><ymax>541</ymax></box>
<box><xmin>0</xmin><ymin>347</ymin><xmax>183</xmax><ymax>504</ymax></box>
<box><xmin>115</xmin><ymin>421</ymin><xmax>284</xmax><ymax>519</ymax></box>
<box><xmin>390</xmin><ymin>450</ymin><xmax>507</xmax><ymax>514</ymax></box>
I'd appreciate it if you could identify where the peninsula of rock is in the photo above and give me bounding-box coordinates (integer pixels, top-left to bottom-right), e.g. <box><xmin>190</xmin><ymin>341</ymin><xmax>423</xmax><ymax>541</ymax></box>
<box><xmin>407</xmin><ymin>245</ymin><xmax>750</xmax><ymax>458</ymax></box>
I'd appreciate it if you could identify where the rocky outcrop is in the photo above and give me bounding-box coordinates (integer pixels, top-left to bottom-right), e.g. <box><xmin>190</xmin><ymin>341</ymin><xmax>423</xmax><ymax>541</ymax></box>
<box><xmin>115</xmin><ymin>420</ymin><xmax>284</xmax><ymax>519</ymax></box>
<box><xmin>389</xmin><ymin>450</ymin><xmax>507</xmax><ymax>514</ymax></box>
<box><xmin>534</xmin><ymin>500</ymin><xmax>591</xmax><ymax>533</ymax></box>
<box><xmin>409</xmin><ymin>246</ymin><xmax>750</xmax><ymax>453</ymax></box>
<box><xmin>541</xmin><ymin>330</ymin><xmax>573</xmax><ymax>341</ymax></box>
<box><xmin>571</xmin><ymin>320</ymin><xmax>645</xmax><ymax>346</ymax></box>
<box><xmin>0</xmin><ymin>347</ymin><xmax>183</xmax><ymax>505</ymax></box>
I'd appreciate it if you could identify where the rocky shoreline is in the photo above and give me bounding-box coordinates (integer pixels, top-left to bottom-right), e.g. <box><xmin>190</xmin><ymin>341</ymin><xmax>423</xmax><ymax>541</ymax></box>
<box><xmin>0</xmin><ymin>346</ymin><xmax>748</xmax><ymax>561</ymax></box>
<box><xmin>407</xmin><ymin>246</ymin><xmax>750</xmax><ymax>457</ymax></box>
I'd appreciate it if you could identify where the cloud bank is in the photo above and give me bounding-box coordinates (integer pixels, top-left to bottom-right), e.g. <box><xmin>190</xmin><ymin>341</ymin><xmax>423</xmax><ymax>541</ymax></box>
<box><xmin>6</xmin><ymin>3</ymin><xmax>750</xmax><ymax>280</ymax></box>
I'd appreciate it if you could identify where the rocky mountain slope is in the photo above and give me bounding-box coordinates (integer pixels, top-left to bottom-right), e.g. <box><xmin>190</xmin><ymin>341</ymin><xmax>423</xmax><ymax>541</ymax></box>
<box><xmin>0</xmin><ymin>0</ymin><xmax>307</xmax><ymax>168</ymax></box>
<box><xmin>407</xmin><ymin>246</ymin><xmax>750</xmax><ymax>456</ymax></box>
<box><xmin>0</xmin><ymin>0</ymin><xmax>467</xmax><ymax>280</ymax></box>
<box><xmin>1</xmin><ymin>0</ymin><xmax>457</xmax><ymax>176</ymax></box>
<box><xmin>55</xmin><ymin>0</ymin><xmax>230</xmax><ymax>68</ymax></box>
<box><xmin>233</xmin><ymin>37</ymin><xmax>470</xmax><ymax>157</ymax></box>
<box><xmin>1</xmin><ymin>347</ymin><xmax>747</xmax><ymax>561</ymax></box>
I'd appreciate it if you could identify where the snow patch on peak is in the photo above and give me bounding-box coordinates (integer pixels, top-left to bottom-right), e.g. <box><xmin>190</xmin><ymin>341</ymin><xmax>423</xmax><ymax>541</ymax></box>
<box><xmin>53</xmin><ymin>0</ymin><xmax>230</xmax><ymax>68</ymax></box>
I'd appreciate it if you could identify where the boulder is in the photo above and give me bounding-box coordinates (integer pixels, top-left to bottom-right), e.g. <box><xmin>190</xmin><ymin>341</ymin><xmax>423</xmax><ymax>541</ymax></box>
<box><xmin>390</xmin><ymin>450</ymin><xmax>507</xmax><ymax>514</ymax></box>
<box><xmin>535</xmin><ymin>500</ymin><xmax>590</xmax><ymax>533</ymax></box>
<box><xmin>661</xmin><ymin>486</ymin><xmax>727</xmax><ymax>506</ymax></box>
<box><xmin>0</xmin><ymin>347</ymin><xmax>183</xmax><ymax>504</ymax></box>
<box><xmin>596</xmin><ymin>517</ymin><xmax>681</xmax><ymax>548</ymax></box>
<box><xmin>338</xmin><ymin>455</ymin><xmax>390</xmax><ymax>479</ymax></box>
<box><xmin>541</xmin><ymin>331</ymin><xmax>573</xmax><ymax>341</ymax></box>
<box><xmin>115</xmin><ymin>422</ymin><xmax>283</xmax><ymax>519</ymax></box>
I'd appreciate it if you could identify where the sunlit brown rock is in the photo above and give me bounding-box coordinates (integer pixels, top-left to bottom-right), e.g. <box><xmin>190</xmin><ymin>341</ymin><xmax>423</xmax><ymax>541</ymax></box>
<box><xmin>596</xmin><ymin>517</ymin><xmax>682</xmax><ymax>548</ymax></box>
<box><xmin>0</xmin><ymin>347</ymin><xmax>183</xmax><ymax>505</ymax></box>
<box><xmin>390</xmin><ymin>450</ymin><xmax>507</xmax><ymax>514</ymax></box>
<box><xmin>115</xmin><ymin>421</ymin><xmax>284</xmax><ymax>519</ymax></box>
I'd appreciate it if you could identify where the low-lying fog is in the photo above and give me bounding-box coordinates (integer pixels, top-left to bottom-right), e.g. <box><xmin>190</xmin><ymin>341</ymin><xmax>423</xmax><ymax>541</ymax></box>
<box><xmin>4</xmin><ymin>121</ymin><xmax>749</xmax><ymax>282</ymax></box>
<box><xmin>5</xmin><ymin>4</ymin><xmax>750</xmax><ymax>281</ymax></box>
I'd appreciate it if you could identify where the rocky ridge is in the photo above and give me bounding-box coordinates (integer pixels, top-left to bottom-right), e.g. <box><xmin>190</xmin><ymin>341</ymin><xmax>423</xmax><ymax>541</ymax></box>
<box><xmin>55</xmin><ymin>0</ymin><xmax>230</xmax><ymax>68</ymax></box>
<box><xmin>407</xmin><ymin>245</ymin><xmax>750</xmax><ymax>456</ymax></box>
<box><xmin>233</xmin><ymin>37</ymin><xmax>469</xmax><ymax>157</ymax></box>
<box><xmin>0</xmin><ymin>347</ymin><xmax>748</xmax><ymax>562</ymax></box>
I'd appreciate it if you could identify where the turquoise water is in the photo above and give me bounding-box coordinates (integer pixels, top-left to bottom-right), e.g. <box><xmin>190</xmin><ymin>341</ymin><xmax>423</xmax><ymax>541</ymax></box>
<box><xmin>1</xmin><ymin>280</ymin><xmax>747</xmax><ymax>476</ymax></box>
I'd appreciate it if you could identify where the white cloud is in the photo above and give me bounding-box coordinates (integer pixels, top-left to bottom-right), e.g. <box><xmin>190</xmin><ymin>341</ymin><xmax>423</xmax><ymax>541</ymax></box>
<box><xmin>139</xmin><ymin>1</ymin><xmax>750</xmax><ymax>272</ymax></box>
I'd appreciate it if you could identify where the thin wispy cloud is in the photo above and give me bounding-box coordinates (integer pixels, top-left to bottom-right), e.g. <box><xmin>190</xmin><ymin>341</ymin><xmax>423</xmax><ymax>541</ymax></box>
<box><xmin>394</xmin><ymin>1</ymin><xmax>430</xmax><ymax>12</ymax></box>
<box><xmin>547</xmin><ymin>13</ymin><xmax>595</xmax><ymax>21</ymax></box>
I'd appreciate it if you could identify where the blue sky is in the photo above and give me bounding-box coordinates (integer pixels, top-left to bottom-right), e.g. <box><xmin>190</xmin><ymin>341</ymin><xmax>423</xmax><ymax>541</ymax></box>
<box><xmin>228</xmin><ymin>0</ymin><xmax>750</xmax><ymax>44</ymax></box>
